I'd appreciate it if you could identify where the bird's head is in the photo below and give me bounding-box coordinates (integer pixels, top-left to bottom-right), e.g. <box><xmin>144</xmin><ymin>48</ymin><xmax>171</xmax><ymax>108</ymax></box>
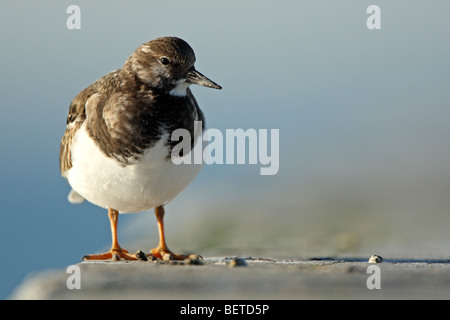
<box><xmin>130</xmin><ymin>37</ymin><xmax>222</xmax><ymax>95</ymax></box>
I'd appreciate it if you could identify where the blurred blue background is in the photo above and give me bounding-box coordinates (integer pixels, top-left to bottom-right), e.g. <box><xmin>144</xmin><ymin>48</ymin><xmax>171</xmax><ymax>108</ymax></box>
<box><xmin>1</xmin><ymin>1</ymin><xmax>450</xmax><ymax>299</ymax></box>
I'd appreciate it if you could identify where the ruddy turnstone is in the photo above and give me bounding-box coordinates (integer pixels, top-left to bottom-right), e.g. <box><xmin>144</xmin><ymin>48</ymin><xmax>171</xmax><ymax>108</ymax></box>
<box><xmin>59</xmin><ymin>37</ymin><xmax>221</xmax><ymax>261</ymax></box>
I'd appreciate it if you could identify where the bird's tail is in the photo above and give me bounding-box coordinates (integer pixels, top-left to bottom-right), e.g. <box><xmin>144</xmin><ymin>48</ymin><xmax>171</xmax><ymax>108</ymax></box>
<box><xmin>68</xmin><ymin>189</ymin><xmax>85</xmax><ymax>204</ymax></box>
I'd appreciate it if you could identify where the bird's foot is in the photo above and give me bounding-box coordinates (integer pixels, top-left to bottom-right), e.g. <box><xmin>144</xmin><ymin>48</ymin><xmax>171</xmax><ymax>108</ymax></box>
<box><xmin>148</xmin><ymin>247</ymin><xmax>202</xmax><ymax>261</ymax></box>
<box><xmin>82</xmin><ymin>248</ymin><xmax>138</xmax><ymax>261</ymax></box>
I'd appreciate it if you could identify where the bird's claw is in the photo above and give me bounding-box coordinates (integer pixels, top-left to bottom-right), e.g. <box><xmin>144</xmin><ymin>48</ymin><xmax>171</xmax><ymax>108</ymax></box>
<box><xmin>82</xmin><ymin>248</ymin><xmax>137</xmax><ymax>261</ymax></box>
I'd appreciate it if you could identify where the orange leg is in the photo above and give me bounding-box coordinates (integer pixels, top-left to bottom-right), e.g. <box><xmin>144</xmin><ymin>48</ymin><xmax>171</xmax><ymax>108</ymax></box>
<box><xmin>83</xmin><ymin>208</ymin><xmax>137</xmax><ymax>261</ymax></box>
<box><xmin>148</xmin><ymin>206</ymin><xmax>200</xmax><ymax>260</ymax></box>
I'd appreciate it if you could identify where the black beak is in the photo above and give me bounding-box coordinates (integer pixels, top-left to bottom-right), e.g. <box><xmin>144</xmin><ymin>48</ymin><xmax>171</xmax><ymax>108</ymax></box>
<box><xmin>186</xmin><ymin>68</ymin><xmax>222</xmax><ymax>90</ymax></box>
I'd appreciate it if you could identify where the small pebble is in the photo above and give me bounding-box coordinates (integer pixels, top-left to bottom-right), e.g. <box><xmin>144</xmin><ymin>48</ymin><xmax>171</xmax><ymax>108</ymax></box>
<box><xmin>184</xmin><ymin>257</ymin><xmax>203</xmax><ymax>265</ymax></box>
<box><xmin>229</xmin><ymin>258</ymin><xmax>247</xmax><ymax>268</ymax></box>
<box><xmin>368</xmin><ymin>255</ymin><xmax>383</xmax><ymax>263</ymax></box>
<box><xmin>162</xmin><ymin>253</ymin><xmax>174</xmax><ymax>261</ymax></box>
<box><xmin>112</xmin><ymin>253</ymin><xmax>121</xmax><ymax>261</ymax></box>
<box><xmin>135</xmin><ymin>250</ymin><xmax>148</xmax><ymax>261</ymax></box>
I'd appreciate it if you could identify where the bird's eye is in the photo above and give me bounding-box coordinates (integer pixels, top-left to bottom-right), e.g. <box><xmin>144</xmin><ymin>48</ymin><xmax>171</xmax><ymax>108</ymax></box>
<box><xmin>159</xmin><ymin>57</ymin><xmax>171</xmax><ymax>65</ymax></box>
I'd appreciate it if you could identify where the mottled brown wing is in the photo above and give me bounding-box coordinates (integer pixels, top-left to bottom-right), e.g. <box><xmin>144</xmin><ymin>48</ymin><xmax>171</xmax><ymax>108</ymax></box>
<box><xmin>59</xmin><ymin>85</ymin><xmax>97</xmax><ymax>177</ymax></box>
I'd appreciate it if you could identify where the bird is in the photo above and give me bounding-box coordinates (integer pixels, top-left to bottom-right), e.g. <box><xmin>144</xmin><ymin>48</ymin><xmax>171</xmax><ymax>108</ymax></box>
<box><xmin>59</xmin><ymin>36</ymin><xmax>222</xmax><ymax>261</ymax></box>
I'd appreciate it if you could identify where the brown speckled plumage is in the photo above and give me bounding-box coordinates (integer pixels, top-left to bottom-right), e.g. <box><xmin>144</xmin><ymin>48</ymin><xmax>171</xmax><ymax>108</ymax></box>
<box><xmin>59</xmin><ymin>37</ymin><xmax>206</xmax><ymax>176</ymax></box>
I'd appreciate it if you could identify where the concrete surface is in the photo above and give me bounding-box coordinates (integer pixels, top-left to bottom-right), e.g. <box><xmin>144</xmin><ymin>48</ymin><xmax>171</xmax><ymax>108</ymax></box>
<box><xmin>9</xmin><ymin>255</ymin><xmax>450</xmax><ymax>300</ymax></box>
<box><xmin>8</xmin><ymin>176</ymin><xmax>450</xmax><ymax>300</ymax></box>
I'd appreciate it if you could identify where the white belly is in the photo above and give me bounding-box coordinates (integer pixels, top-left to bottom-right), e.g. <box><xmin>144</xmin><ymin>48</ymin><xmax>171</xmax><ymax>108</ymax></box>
<box><xmin>66</xmin><ymin>124</ymin><xmax>203</xmax><ymax>213</ymax></box>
